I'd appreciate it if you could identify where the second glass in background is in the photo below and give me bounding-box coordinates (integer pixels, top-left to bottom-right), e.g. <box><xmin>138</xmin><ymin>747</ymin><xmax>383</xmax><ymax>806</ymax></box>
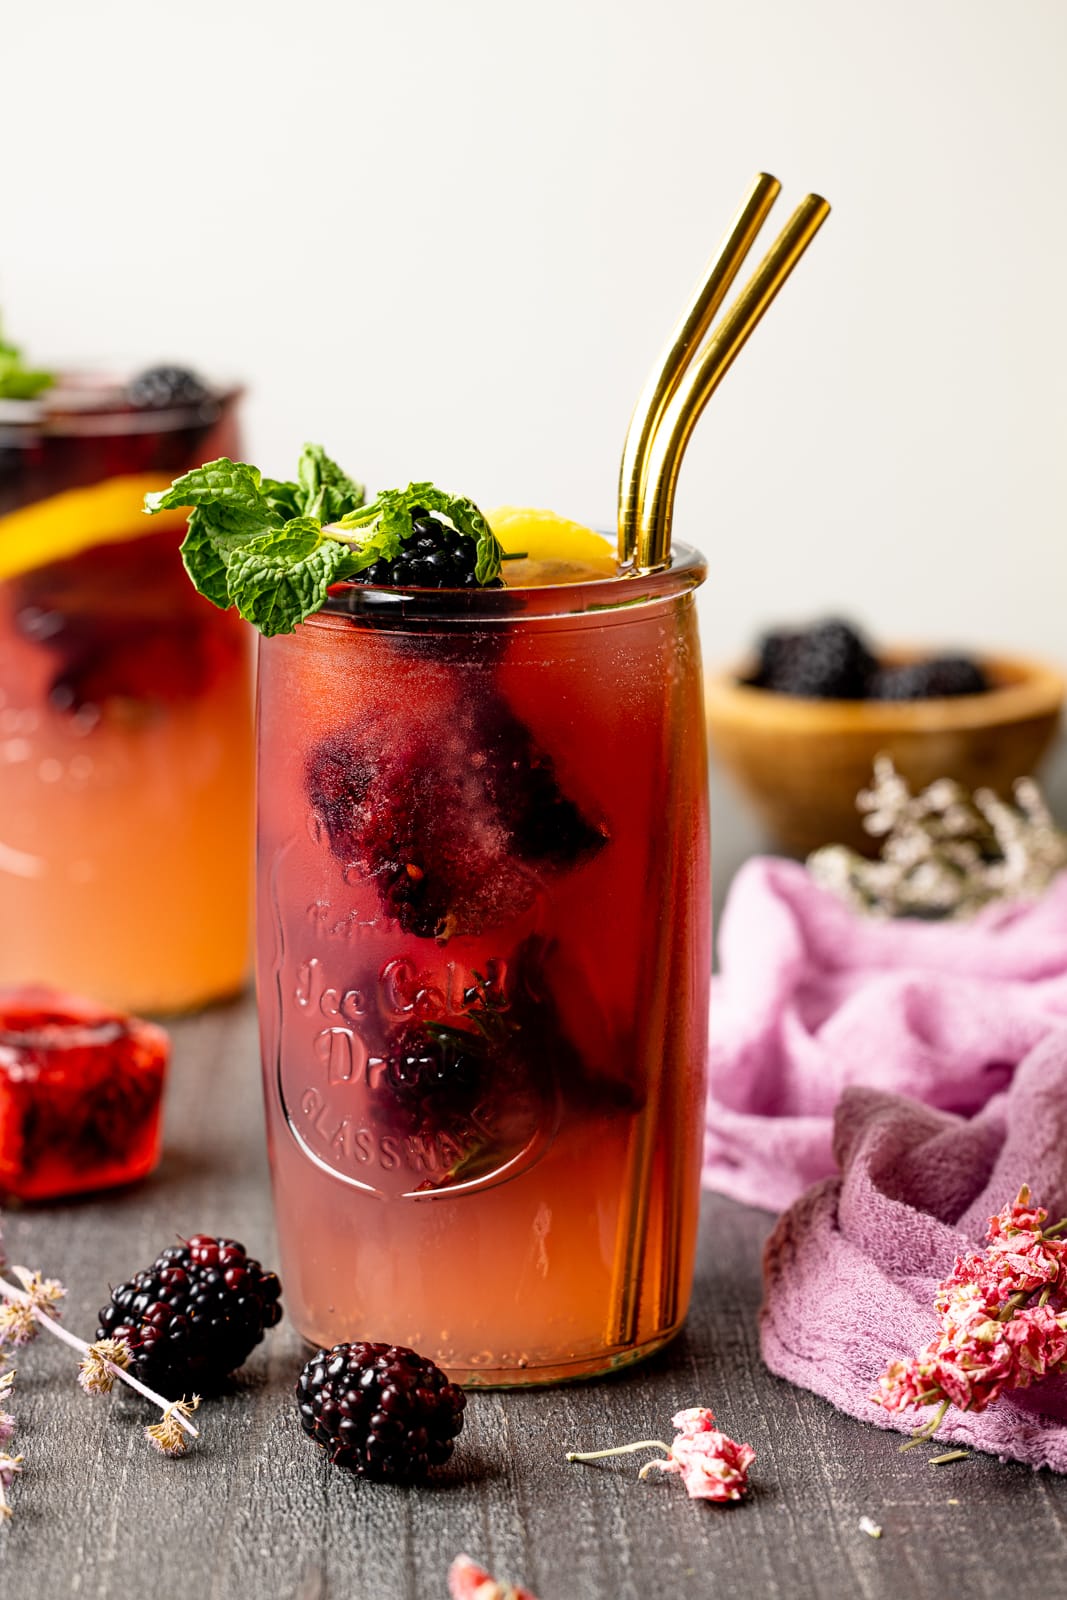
<box><xmin>0</xmin><ymin>375</ymin><xmax>253</xmax><ymax>1012</ymax></box>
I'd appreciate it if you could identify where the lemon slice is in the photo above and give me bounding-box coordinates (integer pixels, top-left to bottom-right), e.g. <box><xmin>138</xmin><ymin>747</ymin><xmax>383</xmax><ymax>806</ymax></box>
<box><xmin>0</xmin><ymin>474</ymin><xmax>190</xmax><ymax>582</ymax></box>
<box><xmin>486</xmin><ymin>506</ymin><xmax>617</xmax><ymax>585</ymax></box>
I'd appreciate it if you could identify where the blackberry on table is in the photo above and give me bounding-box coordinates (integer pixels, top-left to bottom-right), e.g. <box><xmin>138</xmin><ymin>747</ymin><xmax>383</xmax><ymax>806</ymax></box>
<box><xmin>358</xmin><ymin>510</ymin><xmax>501</xmax><ymax>590</ymax></box>
<box><xmin>296</xmin><ymin>1340</ymin><xmax>466</xmax><ymax>1480</ymax></box>
<box><xmin>869</xmin><ymin>655</ymin><xmax>989</xmax><ymax>700</ymax></box>
<box><xmin>751</xmin><ymin>619</ymin><xmax>876</xmax><ymax>699</ymax></box>
<box><xmin>126</xmin><ymin>365</ymin><xmax>211</xmax><ymax>410</ymax></box>
<box><xmin>96</xmin><ymin>1233</ymin><xmax>283</xmax><ymax>1393</ymax></box>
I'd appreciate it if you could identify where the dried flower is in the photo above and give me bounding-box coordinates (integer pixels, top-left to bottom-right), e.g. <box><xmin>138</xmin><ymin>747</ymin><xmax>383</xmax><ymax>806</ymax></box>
<box><xmin>565</xmin><ymin>1403</ymin><xmax>756</xmax><ymax>1504</ymax></box>
<box><xmin>874</xmin><ymin>1185</ymin><xmax>1067</xmax><ymax>1447</ymax></box>
<box><xmin>145</xmin><ymin>1397</ymin><xmax>201</xmax><ymax>1458</ymax></box>
<box><xmin>11</xmin><ymin>1267</ymin><xmax>66</xmax><ymax>1313</ymax></box>
<box><xmin>78</xmin><ymin>1338</ymin><xmax>131</xmax><ymax>1396</ymax></box>
<box><xmin>808</xmin><ymin>760</ymin><xmax>1067</xmax><ymax>919</ymax></box>
<box><xmin>0</xmin><ymin>1226</ymin><xmax>201</xmax><ymax>1486</ymax></box>
<box><xmin>448</xmin><ymin>1554</ymin><xmax>540</xmax><ymax>1600</ymax></box>
<box><xmin>0</xmin><ymin>1301</ymin><xmax>36</xmax><ymax>1349</ymax></box>
<box><xmin>640</xmin><ymin>1409</ymin><xmax>756</xmax><ymax>1502</ymax></box>
<box><xmin>0</xmin><ymin>1452</ymin><xmax>22</xmax><ymax>1522</ymax></box>
<box><xmin>0</xmin><ymin>1265</ymin><xmax>67</xmax><ymax>1352</ymax></box>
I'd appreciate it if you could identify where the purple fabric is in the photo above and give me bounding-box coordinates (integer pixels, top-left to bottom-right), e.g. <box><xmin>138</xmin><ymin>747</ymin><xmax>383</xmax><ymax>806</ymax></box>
<box><xmin>760</xmin><ymin>1038</ymin><xmax>1067</xmax><ymax>1468</ymax></box>
<box><xmin>704</xmin><ymin>858</ymin><xmax>1067</xmax><ymax>1211</ymax></box>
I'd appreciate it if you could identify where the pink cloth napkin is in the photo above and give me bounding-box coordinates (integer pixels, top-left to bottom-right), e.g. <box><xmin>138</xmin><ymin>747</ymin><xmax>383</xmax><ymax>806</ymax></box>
<box><xmin>704</xmin><ymin>858</ymin><xmax>1067</xmax><ymax>1212</ymax></box>
<box><xmin>760</xmin><ymin>1037</ymin><xmax>1067</xmax><ymax>1468</ymax></box>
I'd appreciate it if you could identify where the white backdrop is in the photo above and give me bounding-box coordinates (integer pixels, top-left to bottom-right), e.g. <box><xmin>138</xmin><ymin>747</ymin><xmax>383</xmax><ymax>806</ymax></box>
<box><xmin>7</xmin><ymin>0</ymin><xmax>1067</xmax><ymax>668</ymax></box>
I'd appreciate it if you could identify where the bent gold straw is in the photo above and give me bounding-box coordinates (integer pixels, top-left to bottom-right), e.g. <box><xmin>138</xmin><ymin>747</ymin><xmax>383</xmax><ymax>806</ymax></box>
<box><xmin>617</xmin><ymin>172</ymin><xmax>782</xmax><ymax>567</ymax></box>
<box><xmin>635</xmin><ymin>190</ymin><xmax>831</xmax><ymax>570</ymax></box>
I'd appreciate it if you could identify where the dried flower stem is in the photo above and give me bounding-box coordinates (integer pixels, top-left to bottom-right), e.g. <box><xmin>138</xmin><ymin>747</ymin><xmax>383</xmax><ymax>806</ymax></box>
<box><xmin>0</xmin><ymin>1272</ymin><xmax>198</xmax><ymax>1441</ymax></box>
<box><xmin>565</xmin><ymin>1440</ymin><xmax>671</xmax><ymax>1463</ymax></box>
<box><xmin>899</xmin><ymin>1398</ymin><xmax>950</xmax><ymax>1451</ymax></box>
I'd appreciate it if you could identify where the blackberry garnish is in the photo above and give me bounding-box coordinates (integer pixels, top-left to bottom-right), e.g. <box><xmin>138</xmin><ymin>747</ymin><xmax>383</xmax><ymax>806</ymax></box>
<box><xmin>750</xmin><ymin>618</ymin><xmax>876</xmax><ymax>699</ymax></box>
<box><xmin>296</xmin><ymin>1340</ymin><xmax>466</xmax><ymax>1480</ymax></box>
<box><xmin>358</xmin><ymin>509</ymin><xmax>501</xmax><ymax>589</ymax></box>
<box><xmin>96</xmin><ymin>1234</ymin><xmax>283</xmax><ymax>1392</ymax></box>
<box><xmin>869</xmin><ymin>655</ymin><xmax>989</xmax><ymax>700</ymax></box>
<box><xmin>127</xmin><ymin>365</ymin><xmax>211</xmax><ymax>410</ymax></box>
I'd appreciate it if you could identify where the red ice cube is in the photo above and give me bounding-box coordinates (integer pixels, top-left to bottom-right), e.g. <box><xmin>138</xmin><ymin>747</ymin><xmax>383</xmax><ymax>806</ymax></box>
<box><xmin>0</xmin><ymin>987</ymin><xmax>168</xmax><ymax>1202</ymax></box>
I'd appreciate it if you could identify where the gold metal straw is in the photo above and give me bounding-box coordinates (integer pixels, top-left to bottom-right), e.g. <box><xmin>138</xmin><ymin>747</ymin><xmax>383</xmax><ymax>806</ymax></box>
<box><xmin>635</xmin><ymin>191</ymin><xmax>830</xmax><ymax>569</ymax></box>
<box><xmin>617</xmin><ymin>172</ymin><xmax>782</xmax><ymax>567</ymax></box>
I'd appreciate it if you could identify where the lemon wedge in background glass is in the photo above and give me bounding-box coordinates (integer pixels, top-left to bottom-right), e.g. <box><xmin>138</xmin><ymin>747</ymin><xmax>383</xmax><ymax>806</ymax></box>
<box><xmin>486</xmin><ymin>506</ymin><xmax>617</xmax><ymax>586</ymax></box>
<box><xmin>0</xmin><ymin>473</ymin><xmax>189</xmax><ymax>582</ymax></box>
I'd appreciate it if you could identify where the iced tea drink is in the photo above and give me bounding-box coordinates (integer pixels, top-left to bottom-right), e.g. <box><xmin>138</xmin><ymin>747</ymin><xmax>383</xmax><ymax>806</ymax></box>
<box><xmin>257</xmin><ymin>544</ymin><xmax>710</xmax><ymax>1383</ymax></box>
<box><xmin>0</xmin><ymin>376</ymin><xmax>253</xmax><ymax>1011</ymax></box>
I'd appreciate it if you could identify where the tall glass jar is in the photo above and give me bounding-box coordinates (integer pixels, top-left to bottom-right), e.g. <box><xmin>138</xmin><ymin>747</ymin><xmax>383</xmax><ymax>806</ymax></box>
<box><xmin>257</xmin><ymin>547</ymin><xmax>710</xmax><ymax>1384</ymax></box>
<box><xmin>0</xmin><ymin>379</ymin><xmax>253</xmax><ymax>1012</ymax></box>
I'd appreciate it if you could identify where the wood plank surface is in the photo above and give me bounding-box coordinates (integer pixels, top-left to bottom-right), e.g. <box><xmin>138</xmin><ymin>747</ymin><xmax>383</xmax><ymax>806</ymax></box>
<box><xmin>2</xmin><ymin>749</ymin><xmax>1065</xmax><ymax>1599</ymax></box>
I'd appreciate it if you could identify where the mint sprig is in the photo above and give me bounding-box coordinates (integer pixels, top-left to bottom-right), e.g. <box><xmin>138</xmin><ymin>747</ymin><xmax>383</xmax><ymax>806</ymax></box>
<box><xmin>0</xmin><ymin>318</ymin><xmax>55</xmax><ymax>401</ymax></box>
<box><xmin>144</xmin><ymin>447</ymin><xmax>504</xmax><ymax>636</ymax></box>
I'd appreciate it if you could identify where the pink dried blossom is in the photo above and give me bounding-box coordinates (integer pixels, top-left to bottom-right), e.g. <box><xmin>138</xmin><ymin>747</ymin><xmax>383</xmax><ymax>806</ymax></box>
<box><xmin>873</xmin><ymin>1356</ymin><xmax>937</xmax><ymax>1415</ymax></box>
<box><xmin>874</xmin><ymin>1184</ymin><xmax>1067</xmax><ymax>1443</ymax></box>
<box><xmin>643</xmin><ymin>1425</ymin><xmax>756</xmax><ymax>1503</ymax></box>
<box><xmin>671</xmin><ymin>1406</ymin><xmax>718</xmax><ymax>1436</ymax></box>
<box><xmin>927</xmin><ymin>1325</ymin><xmax>1016</xmax><ymax>1414</ymax></box>
<box><xmin>987</xmin><ymin>1188</ymin><xmax>1049</xmax><ymax>1242</ymax></box>
<box><xmin>448</xmin><ymin>1554</ymin><xmax>539</xmax><ymax>1600</ymax></box>
<box><xmin>567</xmin><ymin>1404</ymin><xmax>756</xmax><ymax>1505</ymax></box>
<box><xmin>1002</xmin><ymin>1305</ymin><xmax>1067</xmax><ymax>1380</ymax></box>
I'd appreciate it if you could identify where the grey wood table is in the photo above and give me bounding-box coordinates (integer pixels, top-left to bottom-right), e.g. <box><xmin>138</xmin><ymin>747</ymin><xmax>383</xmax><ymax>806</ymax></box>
<box><xmin>3</xmin><ymin>753</ymin><xmax>1066</xmax><ymax>1600</ymax></box>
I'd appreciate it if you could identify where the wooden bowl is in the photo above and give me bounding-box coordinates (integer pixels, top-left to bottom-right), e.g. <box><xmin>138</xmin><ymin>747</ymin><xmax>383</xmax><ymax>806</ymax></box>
<box><xmin>705</xmin><ymin>649</ymin><xmax>1065</xmax><ymax>857</ymax></box>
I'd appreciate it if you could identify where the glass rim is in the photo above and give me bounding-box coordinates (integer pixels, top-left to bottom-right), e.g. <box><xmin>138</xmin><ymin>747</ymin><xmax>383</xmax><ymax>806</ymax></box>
<box><xmin>314</xmin><ymin>539</ymin><xmax>706</xmax><ymax>628</ymax></box>
<box><xmin>0</xmin><ymin>378</ymin><xmax>242</xmax><ymax>439</ymax></box>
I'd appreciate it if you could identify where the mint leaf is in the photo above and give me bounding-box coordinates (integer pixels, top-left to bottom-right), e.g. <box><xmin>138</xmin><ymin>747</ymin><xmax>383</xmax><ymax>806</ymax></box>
<box><xmin>180</xmin><ymin>508</ymin><xmax>235</xmax><ymax>608</ymax></box>
<box><xmin>336</xmin><ymin>482</ymin><xmax>503</xmax><ymax>582</ymax></box>
<box><xmin>145</xmin><ymin>457</ymin><xmax>276</xmax><ymax>532</ymax></box>
<box><xmin>0</xmin><ymin>319</ymin><xmax>55</xmax><ymax>401</ymax></box>
<box><xmin>225</xmin><ymin>518</ymin><xmax>356</xmax><ymax>636</ymax></box>
<box><xmin>296</xmin><ymin>443</ymin><xmax>365</xmax><ymax>523</ymax></box>
<box><xmin>261</xmin><ymin>477</ymin><xmax>303</xmax><ymax>522</ymax></box>
<box><xmin>147</xmin><ymin>457</ymin><xmax>287</xmax><ymax>609</ymax></box>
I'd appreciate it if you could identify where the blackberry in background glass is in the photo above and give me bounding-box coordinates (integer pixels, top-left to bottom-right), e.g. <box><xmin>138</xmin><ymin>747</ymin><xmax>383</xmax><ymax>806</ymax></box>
<box><xmin>296</xmin><ymin>1341</ymin><xmax>466</xmax><ymax>1480</ymax></box>
<box><xmin>870</xmin><ymin>656</ymin><xmax>989</xmax><ymax>700</ymax></box>
<box><xmin>126</xmin><ymin>365</ymin><xmax>211</xmax><ymax>410</ymax></box>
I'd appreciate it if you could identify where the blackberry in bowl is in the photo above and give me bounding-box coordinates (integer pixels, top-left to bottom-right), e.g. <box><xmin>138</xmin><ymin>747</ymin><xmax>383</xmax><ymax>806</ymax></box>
<box><xmin>709</xmin><ymin>619</ymin><xmax>1064</xmax><ymax>856</ymax></box>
